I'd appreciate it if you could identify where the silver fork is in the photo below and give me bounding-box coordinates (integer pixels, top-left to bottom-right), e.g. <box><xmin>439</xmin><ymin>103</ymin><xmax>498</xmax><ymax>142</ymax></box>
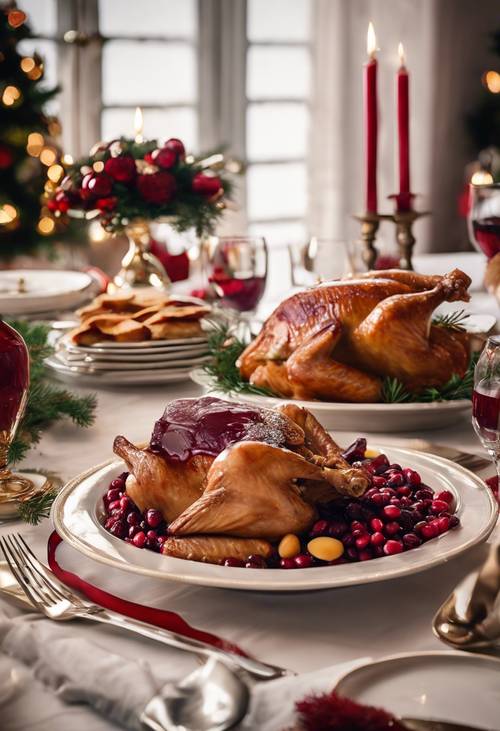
<box><xmin>0</xmin><ymin>533</ymin><xmax>291</xmax><ymax>681</ymax></box>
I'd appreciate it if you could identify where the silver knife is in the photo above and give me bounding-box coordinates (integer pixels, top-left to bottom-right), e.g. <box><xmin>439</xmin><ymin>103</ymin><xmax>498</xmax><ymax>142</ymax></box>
<box><xmin>403</xmin><ymin>718</ymin><xmax>492</xmax><ymax>731</ymax></box>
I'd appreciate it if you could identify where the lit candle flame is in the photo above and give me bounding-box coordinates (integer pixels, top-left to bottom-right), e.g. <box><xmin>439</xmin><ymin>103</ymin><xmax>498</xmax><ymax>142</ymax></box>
<box><xmin>367</xmin><ymin>22</ymin><xmax>377</xmax><ymax>58</ymax></box>
<box><xmin>134</xmin><ymin>106</ymin><xmax>144</xmax><ymax>143</ymax></box>
<box><xmin>398</xmin><ymin>42</ymin><xmax>406</xmax><ymax>67</ymax></box>
<box><xmin>471</xmin><ymin>170</ymin><xmax>493</xmax><ymax>185</ymax></box>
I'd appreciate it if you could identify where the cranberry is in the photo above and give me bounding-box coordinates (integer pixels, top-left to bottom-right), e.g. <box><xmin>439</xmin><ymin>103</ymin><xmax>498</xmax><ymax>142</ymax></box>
<box><xmin>280</xmin><ymin>558</ymin><xmax>296</xmax><ymax>569</ymax></box>
<box><xmin>415</xmin><ymin>489</ymin><xmax>434</xmax><ymax>501</ymax></box>
<box><xmin>342</xmin><ymin>534</ymin><xmax>355</xmax><ymax>547</ymax></box>
<box><xmin>412</xmin><ymin>500</ymin><xmax>426</xmax><ymax>514</ymax></box>
<box><xmin>420</xmin><ymin>523</ymin><xmax>439</xmax><ymax>540</ymax></box>
<box><xmin>371</xmin><ymin>475</ymin><xmax>387</xmax><ymax>487</ymax></box>
<box><xmin>437</xmin><ymin>516</ymin><xmax>450</xmax><ymax>533</ymax></box>
<box><xmin>350</xmin><ymin>520</ymin><xmax>365</xmax><ymax>532</ymax></box>
<box><xmin>127</xmin><ymin>512</ymin><xmax>139</xmax><ymax>526</ymax></box>
<box><xmin>383</xmin><ymin>505</ymin><xmax>401</xmax><ymax>520</ymax></box>
<box><xmin>110</xmin><ymin>477</ymin><xmax>125</xmax><ymax>491</ymax></box>
<box><xmin>367</xmin><ymin>453</ymin><xmax>390</xmax><ymax>474</ymax></box>
<box><xmin>399</xmin><ymin>496</ymin><xmax>413</xmax><ymax>508</ymax></box>
<box><xmin>108</xmin><ymin>499</ymin><xmax>121</xmax><ymax>512</ymax></box>
<box><xmin>397</xmin><ymin>485</ymin><xmax>412</xmax><ymax>497</ymax></box>
<box><xmin>370</xmin><ymin>517</ymin><xmax>384</xmax><ymax>532</ymax></box>
<box><xmin>381</xmin><ymin>487</ymin><xmax>397</xmax><ymax>498</ymax></box>
<box><xmin>132</xmin><ymin>531</ymin><xmax>146</xmax><ymax>548</ymax></box>
<box><xmin>384</xmin><ymin>539</ymin><xmax>403</xmax><ymax>555</ymax></box>
<box><xmin>403</xmin><ymin>468</ymin><xmax>421</xmax><ymax>486</ymax></box>
<box><xmin>311</xmin><ymin>519</ymin><xmax>329</xmax><ymax>536</ymax></box>
<box><xmin>104</xmin><ymin>517</ymin><xmax>116</xmax><ymax>530</ymax></box>
<box><xmin>449</xmin><ymin>515</ymin><xmax>460</xmax><ymax>528</ymax></box>
<box><xmin>146</xmin><ymin>529</ymin><xmax>158</xmax><ymax>541</ymax></box>
<box><xmin>146</xmin><ymin>509</ymin><xmax>162</xmax><ymax>528</ymax></box>
<box><xmin>345</xmin><ymin>547</ymin><xmax>359</xmax><ymax>561</ymax></box>
<box><xmin>389</xmin><ymin>463</ymin><xmax>402</xmax><ymax>472</ymax></box>
<box><xmin>106</xmin><ymin>488</ymin><xmax>121</xmax><ymax>502</ymax></box>
<box><xmin>128</xmin><ymin>525</ymin><xmax>139</xmax><ymax>538</ymax></box>
<box><xmin>294</xmin><ymin>554</ymin><xmax>313</xmax><ymax>568</ymax></box>
<box><xmin>109</xmin><ymin>520</ymin><xmax>127</xmax><ymax>538</ymax></box>
<box><xmin>371</xmin><ymin>493</ymin><xmax>388</xmax><ymax>507</ymax></box>
<box><xmin>385</xmin><ymin>521</ymin><xmax>400</xmax><ymax>536</ymax></box>
<box><xmin>146</xmin><ymin>536</ymin><xmax>158</xmax><ymax>550</ymax></box>
<box><xmin>387</xmin><ymin>473</ymin><xmax>404</xmax><ymax>487</ymax></box>
<box><xmin>119</xmin><ymin>495</ymin><xmax>130</xmax><ymax>510</ymax></box>
<box><xmin>389</xmin><ymin>498</ymin><xmax>402</xmax><ymax>507</ymax></box>
<box><xmin>224</xmin><ymin>557</ymin><xmax>245</xmax><ymax>567</ymax></box>
<box><xmin>370</xmin><ymin>531</ymin><xmax>385</xmax><ymax>547</ymax></box>
<box><xmin>398</xmin><ymin>509</ymin><xmax>415</xmax><ymax>531</ymax></box>
<box><xmin>436</xmin><ymin>490</ymin><xmax>454</xmax><ymax>504</ymax></box>
<box><xmin>157</xmin><ymin>535</ymin><xmax>166</xmax><ymax>547</ymax></box>
<box><xmin>355</xmin><ymin>533</ymin><xmax>370</xmax><ymax>549</ymax></box>
<box><xmin>358</xmin><ymin>549</ymin><xmax>373</xmax><ymax>561</ymax></box>
<box><xmin>430</xmin><ymin>499</ymin><xmax>449</xmax><ymax>514</ymax></box>
<box><xmin>402</xmin><ymin>532</ymin><xmax>421</xmax><ymax>549</ymax></box>
<box><xmin>328</xmin><ymin>520</ymin><xmax>348</xmax><ymax>537</ymax></box>
<box><xmin>373</xmin><ymin>545</ymin><xmax>385</xmax><ymax>558</ymax></box>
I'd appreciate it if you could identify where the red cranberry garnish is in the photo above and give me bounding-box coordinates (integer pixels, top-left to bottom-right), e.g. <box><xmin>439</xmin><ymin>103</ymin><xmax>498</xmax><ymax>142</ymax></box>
<box><xmin>119</xmin><ymin>495</ymin><xmax>130</xmax><ymax>510</ymax></box>
<box><xmin>436</xmin><ymin>490</ymin><xmax>454</xmax><ymax>504</ymax></box>
<box><xmin>294</xmin><ymin>554</ymin><xmax>313</xmax><ymax>568</ymax></box>
<box><xmin>358</xmin><ymin>548</ymin><xmax>373</xmax><ymax>561</ymax></box>
<box><xmin>384</xmin><ymin>521</ymin><xmax>400</xmax><ymax>536</ymax></box>
<box><xmin>383</xmin><ymin>539</ymin><xmax>403</xmax><ymax>555</ymax></box>
<box><xmin>371</xmin><ymin>475</ymin><xmax>387</xmax><ymax>487</ymax></box>
<box><xmin>436</xmin><ymin>516</ymin><xmax>450</xmax><ymax>533</ymax></box>
<box><xmin>397</xmin><ymin>485</ymin><xmax>412</xmax><ymax>497</ymax></box>
<box><xmin>224</xmin><ymin>557</ymin><xmax>245</xmax><ymax>567</ymax></box>
<box><xmin>420</xmin><ymin>522</ymin><xmax>439</xmax><ymax>540</ymax></box>
<box><xmin>246</xmin><ymin>554</ymin><xmax>267</xmax><ymax>568</ymax></box>
<box><xmin>146</xmin><ymin>508</ymin><xmax>163</xmax><ymax>528</ymax></box>
<box><xmin>355</xmin><ymin>533</ymin><xmax>370</xmax><ymax>549</ymax></box>
<box><xmin>280</xmin><ymin>558</ymin><xmax>296</xmax><ymax>569</ymax></box>
<box><xmin>127</xmin><ymin>512</ymin><xmax>139</xmax><ymax>526</ymax></box>
<box><xmin>132</xmin><ymin>531</ymin><xmax>146</xmax><ymax>548</ymax></box>
<box><xmin>415</xmin><ymin>488</ymin><xmax>434</xmax><ymax>501</ymax></box>
<box><xmin>106</xmin><ymin>488</ymin><xmax>121</xmax><ymax>502</ymax></box>
<box><xmin>449</xmin><ymin>515</ymin><xmax>460</xmax><ymax>528</ymax></box>
<box><xmin>383</xmin><ymin>505</ymin><xmax>401</xmax><ymax>520</ymax></box>
<box><xmin>387</xmin><ymin>473</ymin><xmax>404</xmax><ymax>487</ymax></box>
<box><xmin>128</xmin><ymin>525</ymin><xmax>139</xmax><ymax>538</ymax></box>
<box><xmin>370</xmin><ymin>517</ymin><xmax>384</xmax><ymax>532</ymax></box>
<box><xmin>370</xmin><ymin>531</ymin><xmax>385</xmax><ymax>547</ymax></box>
<box><xmin>403</xmin><ymin>468</ymin><xmax>421</xmax><ymax>486</ymax></box>
<box><xmin>402</xmin><ymin>532</ymin><xmax>421</xmax><ymax>549</ymax></box>
<box><xmin>108</xmin><ymin>499</ymin><xmax>121</xmax><ymax>512</ymax></box>
<box><xmin>110</xmin><ymin>477</ymin><xmax>125</xmax><ymax>491</ymax></box>
<box><xmin>430</xmin><ymin>499</ymin><xmax>449</xmax><ymax>514</ymax></box>
<box><xmin>345</xmin><ymin>547</ymin><xmax>358</xmax><ymax>561</ymax></box>
<box><xmin>310</xmin><ymin>519</ymin><xmax>329</xmax><ymax>536</ymax></box>
<box><xmin>109</xmin><ymin>520</ymin><xmax>127</xmax><ymax>538</ymax></box>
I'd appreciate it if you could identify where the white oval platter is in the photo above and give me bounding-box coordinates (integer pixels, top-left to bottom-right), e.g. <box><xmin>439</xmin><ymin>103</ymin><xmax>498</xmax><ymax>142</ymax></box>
<box><xmin>52</xmin><ymin>446</ymin><xmax>497</xmax><ymax>593</ymax></box>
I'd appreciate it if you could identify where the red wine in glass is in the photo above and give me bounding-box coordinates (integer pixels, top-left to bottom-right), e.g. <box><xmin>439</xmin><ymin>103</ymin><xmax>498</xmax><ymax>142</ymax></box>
<box><xmin>471</xmin><ymin>217</ymin><xmax>500</xmax><ymax>258</ymax></box>
<box><xmin>209</xmin><ymin>272</ymin><xmax>267</xmax><ymax>312</ymax></box>
<box><xmin>472</xmin><ymin>380</ymin><xmax>500</xmax><ymax>449</ymax></box>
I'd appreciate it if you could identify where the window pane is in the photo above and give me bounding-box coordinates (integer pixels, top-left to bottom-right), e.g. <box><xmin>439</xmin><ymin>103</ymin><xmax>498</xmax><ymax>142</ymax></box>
<box><xmin>247</xmin><ymin>163</ymin><xmax>307</xmax><ymax>220</ymax></box>
<box><xmin>102</xmin><ymin>41</ymin><xmax>195</xmax><ymax>104</ymax></box>
<box><xmin>247</xmin><ymin>47</ymin><xmax>310</xmax><ymax>100</ymax></box>
<box><xmin>102</xmin><ymin>107</ymin><xmax>197</xmax><ymax>151</ymax></box>
<box><xmin>21</xmin><ymin>0</ymin><xmax>57</xmax><ymax>35</ymax></box>
<box><xmin>248</xmin><ymin>220</ymin><xmax>307</xmax><ymax>247</ymax></box>
<box><xmin>99</xmin><ymin>0</ymin><xmax>196</xmax><ymax>38</ymax></box>
<box><xmin>247</xmin><ymin>103</ymin><xmax>308</xmax><ymax>161</ymax></box>
<box><xmin>248</xmin><ymin>0</ymin><xmax>311</xmax><ymax>42</ymax></box>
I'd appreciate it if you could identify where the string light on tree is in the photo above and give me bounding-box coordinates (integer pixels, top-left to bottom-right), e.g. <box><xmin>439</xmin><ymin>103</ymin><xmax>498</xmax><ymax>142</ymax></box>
<box><xmin>37</xmin><ymin>216</ymin><xmax>55</xmax><ymax>235</ymax></box>
<box><xmin>39</xmin><ymin>147</ymin><xmax>57</xmax><ymax>166</ymax></box>
<box><xmin>483</xmin><ymin>70</ymin><xmax>500</xmax><ymax>94</ymax></box>
<box><xmin>2</xmin><ymin>85</ymin><xmax>21</xmax><ymax>106</ymax></box>
<box><xmin>0</xmin><ymin>204</ymin><xmax>18</xmax><ymax>225</ymax></box>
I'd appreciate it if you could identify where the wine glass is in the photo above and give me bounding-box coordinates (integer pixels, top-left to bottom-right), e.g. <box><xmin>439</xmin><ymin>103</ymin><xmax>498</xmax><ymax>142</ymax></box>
<box><xmin>472</xmin><ymin>336</ymin><xmax>500</xmax><ymax>483</ymax></box>
<box><xmin>204</xmin><ymin>235</ymin><xmax>268</xmax><ymax>321</ymax></box>
<box><xmin>468</xmin><ymin>183</ymin><xmax>500</xmax><ymax>258</ymax></box>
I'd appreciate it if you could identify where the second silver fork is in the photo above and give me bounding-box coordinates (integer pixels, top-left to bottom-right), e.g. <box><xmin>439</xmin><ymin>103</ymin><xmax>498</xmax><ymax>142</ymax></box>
<box><xmin>0</xmin><ymin>533</ymin><xmax>291</xmax><ymax>682</ymax></box>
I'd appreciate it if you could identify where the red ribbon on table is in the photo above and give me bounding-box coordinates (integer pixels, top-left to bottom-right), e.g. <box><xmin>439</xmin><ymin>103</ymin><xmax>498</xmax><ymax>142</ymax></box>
<box><xmin>47</xmin><ymin>531</ymin><xmax>248</xmax><ymax>657</ymax></box>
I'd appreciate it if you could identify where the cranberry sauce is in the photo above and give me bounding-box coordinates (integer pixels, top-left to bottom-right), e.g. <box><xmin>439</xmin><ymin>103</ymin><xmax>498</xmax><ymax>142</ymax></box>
<box><xmin>0</xmin><ymin>319</ymin><xmax>29</xmax><ymax>433</ymax></box>
<box><xmin>149</xmin><ymin>396</ymin><xmax>287</xmax><ymax>462</ymax></box>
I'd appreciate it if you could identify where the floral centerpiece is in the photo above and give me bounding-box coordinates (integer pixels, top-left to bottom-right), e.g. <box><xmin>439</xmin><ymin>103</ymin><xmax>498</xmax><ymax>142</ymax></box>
<box><xmin>48</xmin><ymin>136</ymin><xmax>235</xmax><ymax>290</ymax></box>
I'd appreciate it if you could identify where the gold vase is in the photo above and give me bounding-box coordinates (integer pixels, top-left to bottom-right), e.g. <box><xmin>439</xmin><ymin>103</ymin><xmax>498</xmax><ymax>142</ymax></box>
<box><xmin>112</xmin><ymin>220</ymin><xmax>171</xmax><ymax>292</ymax></box>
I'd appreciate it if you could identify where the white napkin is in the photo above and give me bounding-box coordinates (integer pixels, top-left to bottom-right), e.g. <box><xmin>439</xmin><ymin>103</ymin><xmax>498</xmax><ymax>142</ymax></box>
<box><xmin>0</xmin><ymin>606</ymin><xmax>365</xmax><ymax>731</ymax></box>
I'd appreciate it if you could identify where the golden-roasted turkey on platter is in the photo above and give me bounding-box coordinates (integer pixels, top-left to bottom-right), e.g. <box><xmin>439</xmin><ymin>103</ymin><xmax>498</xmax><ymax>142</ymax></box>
<box><xmin>113</xmin><ymin>396</ymin><xmax>370</xmax><ymax>564</ymax></box>
<box><xmin>237</xmin><ymin>268</ymin><xmax>472</xmax><ymax>402</ymax></box>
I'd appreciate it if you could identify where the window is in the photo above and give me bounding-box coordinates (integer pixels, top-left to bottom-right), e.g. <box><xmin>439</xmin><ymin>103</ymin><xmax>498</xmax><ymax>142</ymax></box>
<box><xmin>16</xmin><ymin>0</ymin><xmax>59</xmax><ymax>114</ymax></box>
<box><xmin>99</xmin><ymin>0</ymin><xmax>198</xmax><ymax>150</ymax></box>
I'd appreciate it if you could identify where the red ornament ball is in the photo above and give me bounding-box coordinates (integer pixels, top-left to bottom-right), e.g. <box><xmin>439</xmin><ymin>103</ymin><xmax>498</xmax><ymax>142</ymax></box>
<box><xmin>0</xmin><ymin>144</ymin><xmax>13</xmax><ymax>169</ymax></box>
<box><xmin>164</xmin><ymin>138</ymin><xmax>185</xmax><ymax>161</ymax></box>
<box><xmin>104</xmin><ymin>155</ymin><xmax>136</xmax><ymax>183</ymax></box>
<box><xmin>137</xmin><ymin>171</ymin><xmax>176</xmax><ymax>204</ymax></box>
<box><xmin>84</xmin><ymin>173</ymin><xmax>113</xmax><ymax>198</ymax></box>
<box><xmin>96</xmin><ymin>196</ymin><xmax>118</xmax><ymax>212</ymax></box>
<box><xmin>192</xmin><ymin>172</ymin><xmax>222</xmax><ymax>197</ymax></box>
<box><xmin>152</xmin><ymin>147</ymin><xmax>177</xmax><ymax>170</ymax></box>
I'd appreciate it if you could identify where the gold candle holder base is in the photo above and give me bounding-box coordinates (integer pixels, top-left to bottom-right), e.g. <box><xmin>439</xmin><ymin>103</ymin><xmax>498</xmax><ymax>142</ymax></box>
<box><xmin>353</xmin><ymin>206</ymin><xmax>430</xmax><ymax>271</ymax></box>
<box><xmin>111</xmin><ymin>219</ymin><xmax>172</xmax><ymax>292</ymax></box>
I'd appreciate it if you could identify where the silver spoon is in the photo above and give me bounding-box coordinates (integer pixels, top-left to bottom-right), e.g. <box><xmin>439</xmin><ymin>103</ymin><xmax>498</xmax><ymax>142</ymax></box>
<box><xmin>140</xmin><ymin>657</ymin><xmax>250</xmax><ymax>731</ymax></box>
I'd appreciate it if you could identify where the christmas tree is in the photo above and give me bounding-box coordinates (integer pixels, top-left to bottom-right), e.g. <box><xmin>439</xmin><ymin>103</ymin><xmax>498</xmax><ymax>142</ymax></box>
<box><xmin>0</xmin><ymin>2</ymin><xmax>72</xmax><ymax>258</ymax></box>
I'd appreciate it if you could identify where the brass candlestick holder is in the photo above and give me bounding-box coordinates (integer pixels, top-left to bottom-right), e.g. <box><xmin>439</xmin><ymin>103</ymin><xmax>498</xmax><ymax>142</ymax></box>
<box><xmin>353</xmin><ymin>205</ymin><xmax>429</xmax><ymax>271</ymax></box>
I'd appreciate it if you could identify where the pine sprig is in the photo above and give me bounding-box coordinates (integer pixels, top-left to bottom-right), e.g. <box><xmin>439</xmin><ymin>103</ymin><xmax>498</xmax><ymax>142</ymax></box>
<box><xmin>7</xmin><ymin>320</ymin><xmax>97</xmax><ymax>465</ymax></box>
<box><xmin>432</xmin><ymin>310</ymin><xmax>470</xmax><ymax>332</ymax></box>
<box><xmin>202</xmin><ymin>323</ymin><xmax>276</xmax><ymax>397</ymax></box>
<box><xmin>18</xmin><ymin>488</ymin><xmax>57</xmax><ymax>526</ymax></box>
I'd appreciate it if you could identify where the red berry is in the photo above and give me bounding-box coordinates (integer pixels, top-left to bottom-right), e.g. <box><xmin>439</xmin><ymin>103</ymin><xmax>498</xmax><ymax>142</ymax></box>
<box><xmin>371</xmin><ymin>475</ymin><xmax>386</xmax><ymax>487</ymax></box>
<box><xmin>165</xmin><ymin>137</ymin><xmax>186</xmax><ymax>160</ymax></box>
<box><xmin>387</xmin><ymin>473</ymin><xmax>404</xmax><ymax>487</ymax></box>
<box><xmin>192</xmin><ymin>172</ymin><xmax>222</xmax><ymax>197</ymax></box>
<box><xmin>370</xmin><ymin>517</ymin><xmax>384</xmax><ymax>532</ymax></box>
<box><xmin>449</xmin><ymin>515</ymin><xmax>460</xmax><ymax>528</ymax></box>
<box><xmin>397</xmin><ymin>486</ymin><xmax>412</xmax><ymax>497</ymax></box>
<box><xmin>111</xmin><ymin>477</ymin><xmax>125</xmax><ymax>490</ymax></box>
<box><xmin>436</xmin><ymin>490</ymin><xmax>454</xmax><ymax>504</ymax></box>
<box><xmin>370</xmin><ymin>531</ymin><xmax>385</xmax><ymax>547</ymax></box>
<box><xmin>96</xmin><ymin>196</ymin><xmax>118</xmax><ymax>212</ymax></box>
<box><xmin>107</xmin><ymin>487</ymin><xmax>121</xmax><ymax>501</ymax></box>
<box><xmin>358</xmin><ymin>549</ymin><xmax>373</xmax><ymax>561</ymax></box>
<box><xmin>146</xmin><ymin>508</ymin><xmax>162</xmax><ymax>528</ymax></box>
<box><xmin>383</xmin><ymin>505</ymin><xmax>401</xmax><ymax>520</ymax></box>
<box><xmin>383</xmin><ymin>540</ymin><xmax>403</xmax><ymax>555</ymax></box>
<box><xmin>108</xmin><ymin>499</ymin><xmax>121</xmax><ymax>512</ymax></box>
<box><xmin>104</xmin><ymin>155</ymin><xmax>136</xmax><ymax>183</ymax></box>
<box><xmin>280</xmin><ymin>558</ymin><xmax>296</xmax><ymax>569</ymax></box>
<box><xmin>294</xmin><ymin>554</ymin><xmax>313</xmax><ymax>568</ymax></box>
<box><xmin>385</xmin><ymin>521</ymin><xmax>400</xmax><ymax>536</ymax></box>
<box><xmin>109</xmin><ymin>520</ymin><xmax>126</xmax><ymax>538</ymax></box>
<box><xmin>437</xmin><ymin>516</ymin><xmax>450</xmax><ymax>533</ymax></box>
<box><xmin>224</xmin><ymin>557</ymin><xmax>245</xmax><ymax>567</ymax></box>
<box><xmin>355</xmin><ymin>533</ymin><xmax>370</xmax><ymax>549</ymax></box>
<box><xmin>403</xmin><ymin>468</ymin><xmax>421</xmax><ymax>486</ymax></box>
<box><xmin>430</xmin><ymin>499</ymin><xmax>449</xmax><ymax>514</ymax></box>
<box><xmin>328</xmin><ymin>520</ymin><xmax>348</xmax><ymax>537</ymax></box>
<box><xmin>420</xmin><ymin>523</ymin><xmax>439</xmax><ymax>540</ymax></box>
<box><xmin>88</xmin><ymin>173</ymin><xmax>113</xmax><ymax>197</ymax></box>
<box><xmin>153</xmin><ymin>147</ymin><xmax>177</xmax><ymax>169</ymax></box>
<box><xmin>311</xmin><ymin>519</ymin><xmax>329</xmax><ymax>536</ymax></box>
<box><xmin>402</xmin><ymin>532</ymin><xmax>421</xmax><ymax>549</ymax></box>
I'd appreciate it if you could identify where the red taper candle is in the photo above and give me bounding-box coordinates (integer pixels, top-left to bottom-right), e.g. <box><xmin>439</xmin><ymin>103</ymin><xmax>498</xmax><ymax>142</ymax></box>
<box><xmin>397</xmin><ymin>42</ymin><xmax>411</xmax><ymax>211</ymax></box>
<box><xmin>364</xmin><ymin>22</ymin><xmax>378</xmax><ymax>213</ymax></box>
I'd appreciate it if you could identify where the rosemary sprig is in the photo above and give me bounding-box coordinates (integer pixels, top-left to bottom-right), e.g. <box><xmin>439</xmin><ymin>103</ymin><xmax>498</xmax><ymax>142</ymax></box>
<box><xmin>432</xmin><ymin>310</ymin><xmax>470</xmax><ymax>332</ymax></box>
<box><xmin>381</xmin><ymin>377</ymin><xmax>413</xmax><ymax>403</ymax></box>
<box><xmin>202</xmin><ymin>323</ymin><xmax>276</xmax><ymax>397</ymax></box>
<box><xmin>18</xmin><ymin>489</ymin><xmax>57</xmax><ymax>526</ymax></box>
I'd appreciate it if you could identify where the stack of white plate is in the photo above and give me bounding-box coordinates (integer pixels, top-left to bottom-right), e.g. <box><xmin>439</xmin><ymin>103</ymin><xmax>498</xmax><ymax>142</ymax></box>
<box><xmin>46</xmin><ymin>332</ymin><xmax>210</xmax><ymax>386</ymax></box>
<box><xmin>0</xmin><ymin>269</ymin><xmax>96</xmax><ymax>317</ymax></box>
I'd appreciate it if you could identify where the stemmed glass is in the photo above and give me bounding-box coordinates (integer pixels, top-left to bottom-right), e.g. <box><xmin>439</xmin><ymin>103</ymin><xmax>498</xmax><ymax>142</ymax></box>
<box><xmin>468</xmin><ymin>183</ymin><xmax>500</xmax><ymax>259</ymax></box>
<box><xmin>472</xmin><ymin>337</ymin><xmax>500</xmax><ymax>482</ymax></box>
<box><xmin>203</xmin><ymin>236</ymin><xmax>268</xmax><ymax>335</ymax></box>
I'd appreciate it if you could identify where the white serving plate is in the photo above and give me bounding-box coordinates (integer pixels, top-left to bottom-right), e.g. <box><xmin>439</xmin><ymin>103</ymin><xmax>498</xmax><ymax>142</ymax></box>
<box><xmin>45</xmin><ymin>355</ymin><xmax>193</xmax><ymax>386</ymax></box>
<box><xmin>0</xmin><ymin>270</ymin><xmax>93</xmax><ymax>315</ymax></box>
<box><xmin>53</xmin><ymin>353</ymin><xmax>210</xmax><ymax>371</ymax></box>
<box><xmin>190</xmin><ymin>369</ymin><xmax>471</xmax><ymax>433</ymax></box>
<box><xmin>335</xmin><ymin>651</ymin><xmax>500</xmax><ymax>729</ymax></box>
<box><xmin>52</xmin><ymin>447</ymin><xmax>497</xmax><ymax>592</ymax></box>
<box><xmin>59</xmin><ymin>344</ymin><xmax>209</xmax><ymax>363</ymax></box>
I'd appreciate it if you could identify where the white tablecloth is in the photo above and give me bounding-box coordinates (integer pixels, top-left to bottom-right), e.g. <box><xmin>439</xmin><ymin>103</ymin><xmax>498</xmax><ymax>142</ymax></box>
<box><xmin>1</xmin><ymin>255</ymin><xmax>499</xmax><ymax>729</ymax></box>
